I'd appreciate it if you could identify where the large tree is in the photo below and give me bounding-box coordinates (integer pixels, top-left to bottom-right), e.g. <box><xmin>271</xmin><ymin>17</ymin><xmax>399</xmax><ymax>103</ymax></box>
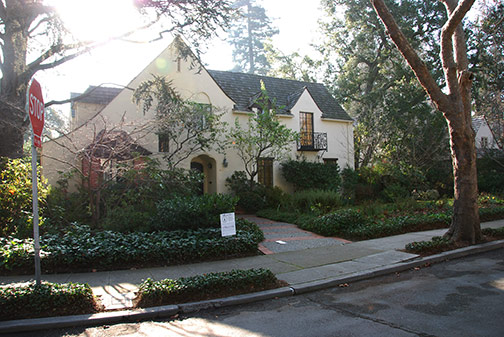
<box><xmin>228</xmin><ymin>0</ymin><xmax>278</xmax><ymax>74</ymax></box>
<box><xmin>318</xmin><ymin>0</ymin><xmax>449</xmax><ymax>170</ymax></box>
<box><xmin>0</xmin><ymin>0</ymin><xmax>234</xmax><ymax>159</ymax></box>
<box><xmin>371</xmin><ymin>0</ymin><xmax>480</xmax><ymax>243</ymax></box>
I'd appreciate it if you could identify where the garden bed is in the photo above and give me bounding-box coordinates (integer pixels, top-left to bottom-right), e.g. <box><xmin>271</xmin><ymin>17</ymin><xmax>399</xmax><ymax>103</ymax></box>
<box><xmin>257</xmin><ymin>203</ymin><xmax>504</xmax><ymax>241</ymax></box>
<box><xmin>404</xmin><ymin>227</ymin><xmax>504</xmax><ymax>256</ymax></box>
<box><xmin>0</xmin><ymin>268</ymin><xmax>283</xmax><ymax>321</ymax></box>
<box><xmin>0</xmin><ymin>219</ymin><xmax>264</xmax><ymax>275</ymax></box>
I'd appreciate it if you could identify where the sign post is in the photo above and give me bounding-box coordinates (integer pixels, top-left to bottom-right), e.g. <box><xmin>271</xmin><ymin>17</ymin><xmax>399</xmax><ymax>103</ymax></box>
<box><xmin>27</xmin><ymin>78</ymin><xmax>45</xmax><ymax>286</ymax></box>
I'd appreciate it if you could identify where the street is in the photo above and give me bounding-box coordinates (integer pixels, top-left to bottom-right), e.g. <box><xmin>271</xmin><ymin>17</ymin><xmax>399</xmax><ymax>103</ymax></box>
<box><xmin>9</xmin><ymin>248</ymin><xmax>504</xmax><ymax>337</ymax></box>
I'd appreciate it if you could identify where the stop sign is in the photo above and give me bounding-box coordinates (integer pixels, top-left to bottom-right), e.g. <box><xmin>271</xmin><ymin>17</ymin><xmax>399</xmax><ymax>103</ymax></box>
<box><xmin>27</xmin><ymin>79</ymin><xmax>45</xmax><ymax>148</ymax></box>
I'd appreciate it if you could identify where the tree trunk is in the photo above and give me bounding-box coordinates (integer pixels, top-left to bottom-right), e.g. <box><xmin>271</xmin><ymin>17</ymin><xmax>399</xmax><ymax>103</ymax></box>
<box><xmin>445</xmin><ymin>109</ymin><xmax>481</xmax><ymax>243</ymax></box>
<box><xmin>370</xmin><ymin>0</ymin><xmax>481</xmax><ymax>244</ymax></box>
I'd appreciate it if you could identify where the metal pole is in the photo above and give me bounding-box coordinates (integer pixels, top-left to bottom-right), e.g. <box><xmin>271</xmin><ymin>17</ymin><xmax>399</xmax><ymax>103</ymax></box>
<box><xmin>32</xmin><ymin>142</ymin><xmax>41</xmax><ymax>286</ymax></box>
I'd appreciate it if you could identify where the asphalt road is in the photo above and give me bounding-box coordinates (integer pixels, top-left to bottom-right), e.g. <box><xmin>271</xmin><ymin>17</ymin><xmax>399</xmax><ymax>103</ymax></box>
<box><xmin>9</xmin><ymin>248</ymin><xmax>504</xmax><ymax>337</ymax></box>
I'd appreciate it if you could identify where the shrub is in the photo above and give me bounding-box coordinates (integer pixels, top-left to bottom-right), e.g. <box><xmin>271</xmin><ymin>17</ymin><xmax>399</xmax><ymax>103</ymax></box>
<box><xmin>479</xmin><ymin>206</ymin><xmax>504</xmax><ymax>222</ymax></box>
<box><xmin>290</xmin><ymin>189</ymin><xmax>343</xmax><ymax>215</ymax></box>
<box><xmin>137</xmin><ymin>268</ymin><xmax>278</xmax><ymax>307</ymax></box>
<box><xmin>0</xmin><ymin>156</ymin><xmax>50</xmax><ymax>238</ymax></box>
<box><xmin>226</xmin><ymin>171</ymin><xmax>267</xmax><ymax>212</ymax></box>
<box><xmin>411</xmin><ymin>189</ymin><xmax>440</xmax><ymax>201</ymax></box>
<box><xmin>304</xmin><ymin>209</ymin><xmax>367</xmax><ymax>237</ymax></box>
<box><xmin>477</xmin><ymin>154</ymin><xmax>504</xmax><ymax>193</ymax></box>
<box><xmin>404</xmin><ymin>236</ymin><xmax>452</xmax><ymax>253</ymax></box>
<box><xmin>0</xmin><ymin>281</ymin><xmax>97</xmax><ymax>321</ymax></box>
<box><xmin>281</xmin><ymin>159</ymin><xmax>341</xmax><ymax>191</ymax></box>
<box><xmin>46</xmin><ymin>158</ymin><xmax>204</xmax><ymax>229</ymax></box>
<box><xmin>152</xmin><ymin>194</ymin><xmax>238</xmax><ymax>231</ymax></box>
<box><xmin>482</xmin><ymin>227</ymin><xmax>504</xmax><ymax>238</ymax></box>
<box><xmin>1</xmin><ymin>219</ymin><xmax>263</xmax><ymax>274</ymax></box>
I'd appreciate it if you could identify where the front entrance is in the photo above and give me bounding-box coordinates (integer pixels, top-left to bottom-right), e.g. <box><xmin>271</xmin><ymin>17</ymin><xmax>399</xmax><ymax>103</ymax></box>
<box><xmin>190</xmin><ymin>162</ymin><xmax>204</xmax><ymax>195</ymax></box>
<box><xmin>190</xmin><ymin>155</ymin><xmax>217</xmax><ymax>194</ymax></box>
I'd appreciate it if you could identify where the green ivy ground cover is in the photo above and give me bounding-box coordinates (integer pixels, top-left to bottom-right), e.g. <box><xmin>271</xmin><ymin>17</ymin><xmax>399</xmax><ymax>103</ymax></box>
<box><xmin>137</xmin><ymin>268</ymin><xmax>279</xmax><ymax>307</ymax></box>
<box><xmin>0</xmin><ymin>282</ymin><xmax>98</xmax><ymax>321</ymax></box>
<box><xmin>0</xmin><ymin>219</ymin><xmax>264</xmax><ymax>275</ymax></box>
<box><xmin>258</xmin><ymin>205</ymin><xmax>504</xmax><ymax>241</ymax></box>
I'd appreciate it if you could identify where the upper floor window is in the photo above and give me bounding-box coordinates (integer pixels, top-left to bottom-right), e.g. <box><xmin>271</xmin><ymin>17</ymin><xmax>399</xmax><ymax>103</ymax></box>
<box><xmin>481</xmin><ymin>137</ymin><xmax>489</xmax><ymax>148</ymax></box>
<box><xmin>299</xmin><ymin>112</ymin><xmax>314</xmax><ymax>147</ymax></box>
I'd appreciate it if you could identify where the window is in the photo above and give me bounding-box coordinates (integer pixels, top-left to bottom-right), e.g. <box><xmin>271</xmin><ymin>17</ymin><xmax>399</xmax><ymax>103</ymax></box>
<box><xmin>258</xmin><ymin>158</ymin><xmax>273</xmax><ymax>187</ymax></box>
<box><xmin>299</xmin><ymin>112</ymin><xmax>314</xmax><ymax>147</ymax></box>
<box><xmin>324</xmin><ymin>158</ymin><xmax>339</xmax><ymax>165</ymax></box>
<box><xmin>158</xmin><ymin>134</ymin><xmax>169</xmax><ymax>152</ymax></box>
<box><xmin>481</xmin><ymin>137</ymin><xmax>489</xmax><ymax>148</ymax></box>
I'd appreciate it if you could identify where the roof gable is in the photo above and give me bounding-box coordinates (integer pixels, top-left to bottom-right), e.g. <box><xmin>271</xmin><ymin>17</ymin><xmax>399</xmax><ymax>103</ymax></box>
<box><xmin>207</xmin><ymin>70</ymin><xmax>352</xmax><ymax>121</ymax></box>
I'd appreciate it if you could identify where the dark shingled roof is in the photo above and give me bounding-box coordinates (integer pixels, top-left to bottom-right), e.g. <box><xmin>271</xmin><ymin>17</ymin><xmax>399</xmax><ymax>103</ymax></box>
<box><xmin>72</xmin><ymin>86</ymin><xmax>122</xmax><ymax>105</ymax></box>
<box><xmin>207</xmin><ymin>70</ymin><xmax>352</xmax><ymax>121</ymax></box>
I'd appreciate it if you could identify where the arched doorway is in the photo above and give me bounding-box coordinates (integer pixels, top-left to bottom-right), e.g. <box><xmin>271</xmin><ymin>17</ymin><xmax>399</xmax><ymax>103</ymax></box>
<box><xmin>190</xmin><ymin>155</ymin><xmax>217</xmax><ymax>194</ymax></box>
<box><xmin>190</xmin><ymin>162</ymin><xmax>204</xmax><ymax>195</ymax></box>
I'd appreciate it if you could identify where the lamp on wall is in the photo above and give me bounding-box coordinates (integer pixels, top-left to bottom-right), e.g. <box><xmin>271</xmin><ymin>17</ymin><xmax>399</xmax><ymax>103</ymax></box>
<box><xmin>222</xmin><ymin>157</ymin><xmax>228</xmax><ymax>168</ymax></box>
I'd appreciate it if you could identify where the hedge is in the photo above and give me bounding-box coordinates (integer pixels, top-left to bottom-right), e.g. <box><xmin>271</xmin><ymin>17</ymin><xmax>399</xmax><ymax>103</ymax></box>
<box><xmin>0</xmin><ymin>282</ymin><xmax>97</xmax><ymax>321</ymax></box>
<box><xmin>137</xmin><ymin>268</ymin><xmax>278</xmax><ymax>307</ymax></box>
<box><xmin>259</xmin><ymin>206</ymin><xmax>504</xmax><ymax>241</ymax></box>
<box><xmin>1</xmin><ymin>219</ymin><xmax>264</xmax><ymax>274</ymax></box>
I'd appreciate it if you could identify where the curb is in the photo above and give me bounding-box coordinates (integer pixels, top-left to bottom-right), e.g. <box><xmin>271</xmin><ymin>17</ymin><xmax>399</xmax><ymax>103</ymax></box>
<box><xmin>1</xmin><ymin>240</ymin><xmax>503</xmax><ymax>334</ymax></box>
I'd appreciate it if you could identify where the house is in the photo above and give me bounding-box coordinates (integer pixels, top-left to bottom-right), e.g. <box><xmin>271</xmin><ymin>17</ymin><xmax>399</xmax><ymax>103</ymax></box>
<box><xmin>472</xmin><ymin>116</ymin><xmax>501</xmax><ymax>157</ymax></box>
<box><xmin>41</xmin><ymin>38</ymin><xmax>354</xmax><ymax>194</ymax></box>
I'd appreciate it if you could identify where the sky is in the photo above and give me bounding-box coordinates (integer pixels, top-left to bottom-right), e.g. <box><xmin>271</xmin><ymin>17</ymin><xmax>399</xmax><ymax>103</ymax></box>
<box><xmin>38</xmin><ymin>0</ymin><xmax>326</xmax><ymax>117</ymax></box>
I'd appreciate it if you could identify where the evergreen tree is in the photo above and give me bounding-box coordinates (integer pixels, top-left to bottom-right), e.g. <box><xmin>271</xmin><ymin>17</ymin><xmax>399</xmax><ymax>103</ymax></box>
<box><xmin>228</xmin><ymin>0</ymin><xmax>278</xmax><ymax>74</ymax></box>
<box><xmin>469</xmin><ymin>0</ymin><xmax>504</xmax><ymax>147</ymax></box>
<box><xmin>317</xmin><ymin>0</ymin><xmax>449</xmax><ymax>169</ymax></box>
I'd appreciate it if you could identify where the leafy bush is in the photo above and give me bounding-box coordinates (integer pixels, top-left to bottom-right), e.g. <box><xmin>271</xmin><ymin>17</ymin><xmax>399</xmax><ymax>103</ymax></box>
<box><xmin>152</xmin><ymin>194</ymin><xmax>238</xmax><ymax>231</ymax></box>
<box><xmin>0</xmin><ymin>219</ymin><xmax>263</xmax><ymax>274</ymax></box>
<box><xmin>290</xmin><ymin>189</ymin><xmax>343</xmax><ymax>215</ymax></box>
<box><xmin>479</xmin><ymin>206</ymin><xmax>504</xmax><ymax>222</ymax></box>
<box><xmin>47</xmin><ymin>158</ymin><xmax>204</xmax><ymax>229</ymax></box>
<box><xmin>304</xmin><ymin>209</ymin><xmax>367</xmax><ymax>237</ymax></box>
<box><xmin>477</xmin><ymin>154</ymin><xmax>504</xmax><ymax>193</ymax></box>
<box><xmin>137</xmin><ymin>268</ymin><xmax>278</xmax><ymax>307</ymax></box>
<box><xmin>482</xmin><ymin>227</ymin><xmax>504</xmax><ymax>238</ymax></box>
<box><xmin>281</xmin><ymin>159</ymin><xmax>341</xmax><ymax>191</ymax></box>
<box><xmin>226</xmin><ymin>171</ymin><xmax>267</xmax><ymax>212</ymax></box>
<box><xmin>0</xmin><ymin>156</ymin><xmax>50</xmax><ymax>238</ymax></box>
<box><xmin>404</xmin><ymin>236</ymin><xmax>452</xmax><ymax>253</ymax></box>
<box><xmin>0</xmin><ymin>281</ymin><xmax>97</xmax><ymax>321</ymax></box>
<box><xmin>344</xmin><ymin>213</ymin><xmax>452</xmax><ymax>240</ymax></box>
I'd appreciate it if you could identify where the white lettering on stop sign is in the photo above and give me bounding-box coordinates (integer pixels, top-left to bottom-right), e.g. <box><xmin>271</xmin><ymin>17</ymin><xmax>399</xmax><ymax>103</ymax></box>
<box><xmin>30</xmin><ymin>93</ymin><xmax>44</xmax><ymax>120</ymax></box>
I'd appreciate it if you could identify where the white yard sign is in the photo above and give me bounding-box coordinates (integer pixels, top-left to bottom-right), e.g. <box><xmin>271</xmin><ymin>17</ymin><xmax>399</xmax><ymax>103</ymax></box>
<box><xmin>220</xmin><ymin>212</ymin><xmax>236</xmax><ymax>237</ymax></box>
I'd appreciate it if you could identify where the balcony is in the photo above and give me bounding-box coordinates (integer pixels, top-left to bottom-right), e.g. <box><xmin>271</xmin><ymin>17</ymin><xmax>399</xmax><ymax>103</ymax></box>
<box><xmin>297</xmin><ymin>132</ymin><xmax>327</xmax><ymax>151</ymax></box>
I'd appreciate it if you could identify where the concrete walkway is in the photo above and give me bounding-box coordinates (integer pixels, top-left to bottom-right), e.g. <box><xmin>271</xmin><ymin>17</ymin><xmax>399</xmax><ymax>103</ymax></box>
<box><xmin>1</xmin><ymin>219</ymin><xmax>503</xmax><ymax>312</ymax></box>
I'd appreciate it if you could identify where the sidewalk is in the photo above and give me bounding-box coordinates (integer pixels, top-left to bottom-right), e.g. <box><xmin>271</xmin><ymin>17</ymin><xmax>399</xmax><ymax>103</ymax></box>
<box><xmin>1</xmin><ymin>218</ymin><xmax>503</xmax><ymax>326</ymax></box>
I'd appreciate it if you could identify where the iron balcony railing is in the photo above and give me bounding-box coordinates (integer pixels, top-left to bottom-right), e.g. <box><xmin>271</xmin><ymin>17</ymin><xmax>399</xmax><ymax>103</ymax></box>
<box><xmin>297</xmin><ymin>132</ymin><xmax>328</xmax><ymax>151</ymax></box>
